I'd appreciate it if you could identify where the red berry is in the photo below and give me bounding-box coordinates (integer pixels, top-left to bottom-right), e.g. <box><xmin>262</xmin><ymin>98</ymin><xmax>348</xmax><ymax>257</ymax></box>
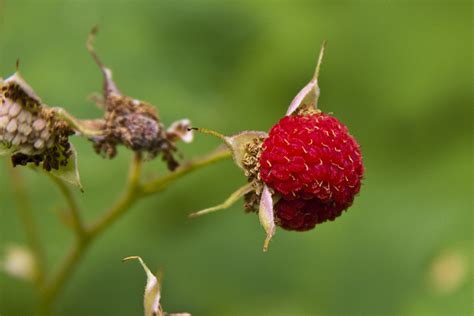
<box><xmin>259</xmin><ymin>113</ymin><xmax>363</xmax><ymax>230</ymax></box>
<box><xmin>275</xmin><ymin>198</ymin><xmax>347</xmax><ymax>231</ymax></box>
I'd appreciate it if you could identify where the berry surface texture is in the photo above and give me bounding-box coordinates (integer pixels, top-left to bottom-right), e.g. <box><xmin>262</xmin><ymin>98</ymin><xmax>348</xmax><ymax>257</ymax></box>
<box><xmin>259</xmin><ymin>113</ymin><xmax>364</xmax><ymax>231</ymax></box>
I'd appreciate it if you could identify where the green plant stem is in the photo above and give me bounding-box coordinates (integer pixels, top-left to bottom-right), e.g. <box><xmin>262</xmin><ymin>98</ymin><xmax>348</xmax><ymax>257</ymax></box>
<box><xmin>8</xmin><ymin>165</ymin><xmax>46</xmax><ymax>286</ymax></box>
<box><xmin>38</xmin><ymin>148</ymin><xmax>230</xmax><ymax>315</ymax></box>
<box><xmin>48</xmin><ymin>174</ymin><xmax>86</xmax><ymax>239</ymax></box>
<box><xmin>52</xmin><ymin>107</ymin><xmax>104</xmax><ymax>137</ymax></box>
<box><xmin>88</xmin><ymin>152</ymin><xmax>143</xmax><ymax>238</ymax></box>
<box><xmin>39</xmin><ymin>240</ymin><xmax>86</xmax><ymax>315</ymax></box>
<box><xmin>141</xmin><ymin>147</ymin><xmax>231</xmax><ymax>195</ymax></box>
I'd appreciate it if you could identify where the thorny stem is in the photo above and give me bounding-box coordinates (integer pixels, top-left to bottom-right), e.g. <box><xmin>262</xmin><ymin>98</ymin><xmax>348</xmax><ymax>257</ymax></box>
<box><xmin>36</xmin><ymin>148</ymin><xmax>231</xmax><ymax>315</ymax></box>
<box><xmin>7</xmin><ymin>164</ymin><xmax>46</xmax><ymax>287</ymax></box>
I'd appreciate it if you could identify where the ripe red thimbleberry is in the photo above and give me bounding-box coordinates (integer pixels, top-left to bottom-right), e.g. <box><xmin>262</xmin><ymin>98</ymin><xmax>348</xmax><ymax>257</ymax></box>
<box><xmin>191</xmin><ymin>41</ymin><xmax>364</xmax><ymax>250</ymax></box>
<box><xmin>259</xmin><ymin>113</ymin><xmax>363</xmax><ymax>231</ymax></box>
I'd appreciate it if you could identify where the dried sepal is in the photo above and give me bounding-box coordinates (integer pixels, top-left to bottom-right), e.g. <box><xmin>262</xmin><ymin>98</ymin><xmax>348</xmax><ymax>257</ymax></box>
<box><xmin>189</xmin><ymin>183</ymin><xmax>253</xmax><ymax>217</ymax></box>
<box><xmin>123</xmin><ymin>256</ymin><xmax>191</xmax><ymax>316</ymax></box>
<box><xmin>223</xmin><ymin>131</ymin><xmax>267</xmax><ymax>174</ymax></box>
<box><xmin>86</xmin><ymin>27</ymin><xmax>192</xmax><ymax>170</ymax></box>
<box><xmin>123</xmin><ymin>256</ymin><xmax>162</xmax><ymax>316</ymax></box>
<box><xmin>286</xmin><ymin>40</ymin><xmax>326</xmax><ymax>116</ymax></box>
<box><xmin>258</xmin><ymin>185</ymin><xmax>276</xmax><ymax>252</ymax></box>
<box><xmin>48</xmin><ymin>144</ymin><xmax>83</xmax><ymax>191</ymax></box>
<box><xmin>193</xmin><ymin>128</ymin><xmax>267</xmax><ymax>177</ymax></box>
<box><xmin>87</xmin><ymin>26</ymin><xmax>121</xmax><ymax>97</ymax></box>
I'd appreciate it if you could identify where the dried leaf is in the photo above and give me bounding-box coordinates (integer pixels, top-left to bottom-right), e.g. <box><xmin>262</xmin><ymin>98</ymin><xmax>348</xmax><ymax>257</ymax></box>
<box><xmin>286</xmin><ymin>41</ymin><xmax>326</xmax><ymax>116</ymax></box>
<box><xmin>123</xmin><ymin>256</ymin><xmax>162</xmax><ymax>316</ymax></box>
<box><xmin>258</xmin><ymin>184</ymin><xmax>275</xmax><ymax>252</ymax></box>
<box><xmin>189</xmin><ymin>183</ymin><xmax>253</xmax><ymax>217</ymax></box>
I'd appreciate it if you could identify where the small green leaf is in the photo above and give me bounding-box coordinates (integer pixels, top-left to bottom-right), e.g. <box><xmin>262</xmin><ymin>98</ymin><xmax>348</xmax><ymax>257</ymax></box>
<box><xmin>123</xmin><ymin>256</ymin><xmax>162</xmax><ymax>316</ymax></box>
<box><xmin>49</xmin><ymin>144</ymin><xmax>83</xmax><ymax>192</ymax></box>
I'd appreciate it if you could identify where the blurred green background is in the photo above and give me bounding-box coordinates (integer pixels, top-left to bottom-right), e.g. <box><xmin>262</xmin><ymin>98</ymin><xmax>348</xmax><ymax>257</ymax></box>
<box><xmin>0</xmin><ymin>0</ymin><xmax>472</xmax><ymax>315</ymax></box>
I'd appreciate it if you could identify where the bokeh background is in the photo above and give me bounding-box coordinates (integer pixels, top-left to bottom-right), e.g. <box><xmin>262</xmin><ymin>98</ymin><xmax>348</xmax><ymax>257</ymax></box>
<box><xmin>0</xmin><ymin>1</ymin><xmax>472</xmax><ymax>315</ymax></box>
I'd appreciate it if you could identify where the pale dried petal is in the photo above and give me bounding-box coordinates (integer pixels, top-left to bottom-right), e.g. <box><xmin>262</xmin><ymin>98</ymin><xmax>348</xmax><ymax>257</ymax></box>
<box><xmin>167</xmin><ymin>119</ymin><xmax>193</xmax><ymax>143</ymax></box>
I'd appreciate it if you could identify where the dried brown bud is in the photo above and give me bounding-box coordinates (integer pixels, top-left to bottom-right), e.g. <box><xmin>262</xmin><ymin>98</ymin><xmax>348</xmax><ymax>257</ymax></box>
<box><xmin>86</xmin><ymin>28</ymin><xmax>192</xmax><ymax>170</ymax></box>
<box><xmin>92</xmin><ymin>93</ymin><xmax>179</xmax><ymax>169</ymax></box>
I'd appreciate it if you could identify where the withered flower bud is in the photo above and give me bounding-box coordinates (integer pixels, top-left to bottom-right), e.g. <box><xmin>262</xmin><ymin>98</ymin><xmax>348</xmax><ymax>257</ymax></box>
<box><xmin>86</xmin><ymin>27</ymin><xmax>192</xmax><ymax>170</ymax></box>
<box><xmin>92</xmin><ymin>93</ymin><xmax>173</xmax><ymax>164</ymax></box>
<box><xmin>0</xmin><ymin>74</ymin><xmax>73</xmax><ymax>171</ymax></box>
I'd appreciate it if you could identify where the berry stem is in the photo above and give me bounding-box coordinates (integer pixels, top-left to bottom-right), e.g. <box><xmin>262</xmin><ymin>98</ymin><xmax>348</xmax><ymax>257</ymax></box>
<box><xmin>191</xmin><ymin>127</ymin><xmax>226</xmax><ymax>141</ymax></box>
<box><xmin>141</xmin><ymin>146</ymin><xmax>231</xmax><ymax>195</ymax></box>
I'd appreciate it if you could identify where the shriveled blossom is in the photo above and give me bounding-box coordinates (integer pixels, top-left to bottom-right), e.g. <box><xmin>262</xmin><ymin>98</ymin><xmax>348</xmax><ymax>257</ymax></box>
<box><xmin>85</xmin><ymin>27</ymin><xmax>193</xmax><ymax>170</ymax></box>
<box><xmin>191</xmin><ymin>42</ymin><xmax>364</xmax><ymax>250</ymax></box>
